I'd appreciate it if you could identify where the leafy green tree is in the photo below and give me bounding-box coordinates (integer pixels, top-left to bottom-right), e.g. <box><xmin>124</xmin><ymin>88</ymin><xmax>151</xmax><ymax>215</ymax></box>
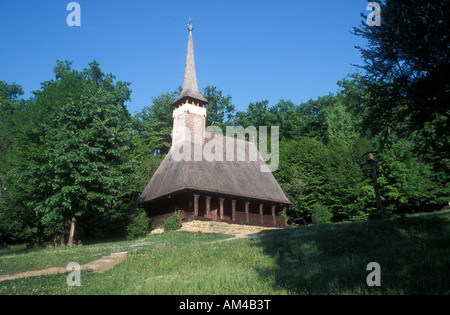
<box><xmin>375</xmin><ymin>137</ymin><xmax>445</xmax><ymax>214</ymax></box>
<box><xmin>296</xmin><ymin>96</ymin><xmax>331</xmax><ymax>141</ymax></box>
<box><xmin>0</xmin><ymin>81</ymin><xmax>32</xmax><ymax>246</ymax></box>
<box><xmin>352</xmin><ymin>0</ymin><xmax>449</xmax><ymax>178</ymax></box>
<box><xmin>354</xmin><ymin>0</ymin><xmax>449</xmax><ymax>88</ymax></box>
<box><xmin>323</xmin><ymin>98</ymin><xmax>358</xmax><ymax>145</ymax></box>
<box><xmin>335</xmin><ymin>73</ymin><xmax>378</xmax><ymax>146</ymax></box>
<box><xmin>276</xmin><ymin>135</ymin><xmax>375</xmax><ymax>223</ymax></box>
<box><xmin>0</xmin><ymin>81</ymin><xmax>24</xmax><ymax>181</ymax></box>
<box><xmin>25</xmin><ymin>61</ymin><xmax>135</xmax><ymax>245</ymax></box>
<box><xmin>133</xmin><ymin>90</ymin><xmax>178</xmax><ymax>155</ymax></box>
<box><xmin>268</xmin><ymin>100</ymin><xmax>302</xmax><ymax>140</ymax></box>
<box><xmin>233</xmin><ymin>100</ymin><xmax>274</xmax><ymax>128</ymax></box>
<box><xmin>202</xmin><ymin>86</ymin><xmax>235</xmax><ymax>128</ymax></box>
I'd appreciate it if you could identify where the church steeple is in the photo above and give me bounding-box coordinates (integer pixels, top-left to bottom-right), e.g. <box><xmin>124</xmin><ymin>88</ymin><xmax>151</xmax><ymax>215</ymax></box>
<box><xmin>173</xmin><ymin>17</ymin><xmax>208</xmax><ymax>107</ymax></box>
<box><xmin>172</xmin><ymin>18</ymin><xmax>207</xmax><ymax>146</ymax></box>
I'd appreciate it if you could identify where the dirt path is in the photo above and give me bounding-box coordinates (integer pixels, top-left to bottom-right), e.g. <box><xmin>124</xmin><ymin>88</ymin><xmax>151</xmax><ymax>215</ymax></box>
<box><xmin>1</xmin><ymin>222</ymin><xmax>281</xmax><ymax>282</ymax></box>
<box><xmin>214</xmin><ymin>231</ymin><xmax>261</xmax><ymax>242</ymax></box>
<box><xmin>0</xmin><ymin>251</ymin><xmax>128</xmax><ymax>282</ymax></box>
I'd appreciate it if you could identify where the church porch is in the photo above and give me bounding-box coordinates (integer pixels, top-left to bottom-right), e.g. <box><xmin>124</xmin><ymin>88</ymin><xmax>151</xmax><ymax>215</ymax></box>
<box><xmin>174</xmin><ymin>192</ymin><xmax>288</xmax><ymax>228</ymax></box>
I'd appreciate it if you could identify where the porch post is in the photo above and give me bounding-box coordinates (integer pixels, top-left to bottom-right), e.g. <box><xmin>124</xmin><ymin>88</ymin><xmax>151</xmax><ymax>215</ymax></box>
<box><xmin>245</xmin><ymin>202</ymin><xmax>250</xmax><ymax>223</ymax></box>
<box><xmin>272</xmin><ymin>205</ymin><xmax>276</xmax><ymax>226</ymax></box>
<box><xmin>283</xmin><ymin>207</ymin><xmax>287</xmax><ymax>227</ymax></box>
<box><xmin>232</xmin><ymin>200</ymin><xmax>236</xmax><ymax>222</ymax></box>
<box><xmin>205</xmin><ymin>196</ymin><xmax>211</xmax><ymax>219</ymax></box>
<box><xmin>259</xmin><ymin>204</ymin><xmax>264</xmax><ymax>225</ymax></box>
<box><xmin>193</xmin><ymin>194</ymin><xmax>200</xmax><ymax>217</ymax></box>
<box><xmin>219</xmin><ymin>198</ymin><xmax>225</xmax><ymax>220</ymax></box>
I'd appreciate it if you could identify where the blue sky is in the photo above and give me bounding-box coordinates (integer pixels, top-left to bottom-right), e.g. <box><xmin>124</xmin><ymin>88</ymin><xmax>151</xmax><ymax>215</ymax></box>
<box><xmin>0</xmin><ymin>0</ymin><xmax>369</xmax><ymax>114</ymax></box>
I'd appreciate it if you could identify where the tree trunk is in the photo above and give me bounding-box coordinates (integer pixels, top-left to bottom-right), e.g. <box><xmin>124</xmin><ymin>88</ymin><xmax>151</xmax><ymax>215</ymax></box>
<box><xmin>68</xmin><ymin>217</ymin><xmax>76</xmax><ymax>246</ymax></box>
<box><xmin>370</xmin><ymin>160</ymin><xmax>384</xmax><ymax>213</ymax></box>
<box><xmin>60</xmin><ymin>219</ymin><xmax>66</xmax><ymax>246</ymax></box>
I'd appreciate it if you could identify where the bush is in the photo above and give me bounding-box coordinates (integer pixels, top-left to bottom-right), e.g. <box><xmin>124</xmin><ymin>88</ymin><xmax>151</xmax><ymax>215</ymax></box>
<box><xmin>126</xmin><ymin>211</ymin><xmax>149</xmax><ymax>240</ymax></box>
<box><xmin>164</xmin><ymin>213</ymin><xmax>182</xmax><ymax>232</ymax></box>
<box><xmin>311</xmin><ymin>202</ymin><xmax>333</xmax><ymax>224</ymax></box>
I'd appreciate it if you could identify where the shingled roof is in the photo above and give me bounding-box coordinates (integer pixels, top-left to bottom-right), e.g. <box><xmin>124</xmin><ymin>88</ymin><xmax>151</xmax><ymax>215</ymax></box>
<box><xmin>139</xmin><ymin>134</ymin><xmax>292</xmax><ymax>206</ymax></box>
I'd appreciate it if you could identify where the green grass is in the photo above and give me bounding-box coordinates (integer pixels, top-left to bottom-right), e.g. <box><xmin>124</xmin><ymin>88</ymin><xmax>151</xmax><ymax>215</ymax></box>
<box><xmin>1</xmin><ymin>210</ymin><xmax>449</xmax><ymax>295</ymax></box>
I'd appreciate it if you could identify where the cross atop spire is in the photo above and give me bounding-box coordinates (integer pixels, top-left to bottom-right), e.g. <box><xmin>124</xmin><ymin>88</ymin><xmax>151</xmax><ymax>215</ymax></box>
<box><xmin>173</xmin><ymin>18</ymin><xmax>208</xmax><ymax>107</ymax></box>
<box><xmin>187</xmin><ymin>17</ymin><xmax>194</xmax><ymax>34</ymax></box>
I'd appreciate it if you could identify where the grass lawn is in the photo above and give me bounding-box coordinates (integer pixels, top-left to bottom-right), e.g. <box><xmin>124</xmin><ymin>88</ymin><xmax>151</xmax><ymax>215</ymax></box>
<box><xmin>1</xmin><ymin>210</ymin><xmax>449</xmax><ymax>295</ymax></box>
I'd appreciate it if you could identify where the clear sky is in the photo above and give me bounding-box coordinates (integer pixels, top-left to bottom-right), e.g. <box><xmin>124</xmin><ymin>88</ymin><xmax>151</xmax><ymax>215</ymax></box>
<box><xmin>0</xmin><ymin>0</ymin><xmax>369</xmax><ymax>114</ymax></box>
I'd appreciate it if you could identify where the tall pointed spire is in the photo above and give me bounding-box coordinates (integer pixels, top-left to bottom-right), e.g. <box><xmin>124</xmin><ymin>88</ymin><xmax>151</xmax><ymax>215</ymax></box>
<box><xmin>173</xmin><ymin>18</ymin><xmax>208</xmax><ymax>106</ymax></box>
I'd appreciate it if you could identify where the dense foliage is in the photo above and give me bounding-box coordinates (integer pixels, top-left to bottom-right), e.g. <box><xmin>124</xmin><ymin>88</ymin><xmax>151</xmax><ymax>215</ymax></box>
<box><xmin>163</xmin><ymin>213</ymin><xmax>183</xmax><ymax>232</ymax></box>
<box><xmin>0</xmin><ymin>61</ymin><xmax>138</xmax><ymax>246</ymax></box>
<box><xmin>0</xmin><ymin>0</ymin><xmax>448</xmax><ymax>246</ymax></box>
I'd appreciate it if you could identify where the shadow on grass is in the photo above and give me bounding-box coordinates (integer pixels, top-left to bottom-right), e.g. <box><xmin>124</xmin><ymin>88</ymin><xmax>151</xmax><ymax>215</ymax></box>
<box><xmin>254</xmin><ymin>212</ymin><xmax>450</xmax><ymax>294</ymax></box>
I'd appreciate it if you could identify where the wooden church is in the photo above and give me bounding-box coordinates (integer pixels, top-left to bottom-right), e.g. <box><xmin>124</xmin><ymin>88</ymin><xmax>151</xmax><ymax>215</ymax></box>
<box><xmin>139</xmin><ymin>21</ymin><xmax>291</xmax><ymax>230</ymax></box>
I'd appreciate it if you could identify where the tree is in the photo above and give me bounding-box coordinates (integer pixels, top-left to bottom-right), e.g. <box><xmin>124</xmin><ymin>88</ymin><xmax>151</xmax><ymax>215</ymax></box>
<box><xmin>0</xmin><ymin>81</ymin><xmax>31</xmax><ymax>246</ymax></box>
<box><xmin>133</xmin><ymin>90</ymin><xmax>178</xmax><ymax>155</ymax></box>
<box><xmin>352</xmin><ymin>0</ymin><xmax>449</xmax><ymax>170</ymax></box>
<box><xmin>269</xmin><ymin>100</ymin><xmax>302</xmax><ymax>140</ymax></box>
<box><xmin>275</xmin><ymin>127</ymin><xmax>380</xmax><ymax>223</ymax></box>
<box><xmin>25</xmin><ymin>61</ymin><xmax>135</xmax><ymax>245</ymax></box>
<box><xmin>375</xmin><ymin>136</ymin><xmax>445</xmax><ymax>214</ymax></box>
<box><xmin>0</xmin><ymin>81</ymin><xmax>24</xmax><ymax>181</ymax></box>
<box><xmin>354</xmin><ymin>0</ymin><xmax>449</xmax><ymax>85</ymax></box>
<box><xmin>233</xmin><ymin>100</ymin><xmax>273</xmax><ymax>128</ymax></box>
<box><xmin>202</xmin><ymin>86</ymin><xmax>235</xmax><ymax>128</ymax></box>
<box><xmin>360</xmin><ymin>152</ymin><xmax>384</xmax><ymax>214</ymax></box>
<box><xmin>296</xmin><ymin>96</ymin><xmax>330</xmax><ymax>141</ymax></box>
<box><xmin>323</xmin><ymin>98</ymin><xmax>358</xmax><ymax>145</ymax></box>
